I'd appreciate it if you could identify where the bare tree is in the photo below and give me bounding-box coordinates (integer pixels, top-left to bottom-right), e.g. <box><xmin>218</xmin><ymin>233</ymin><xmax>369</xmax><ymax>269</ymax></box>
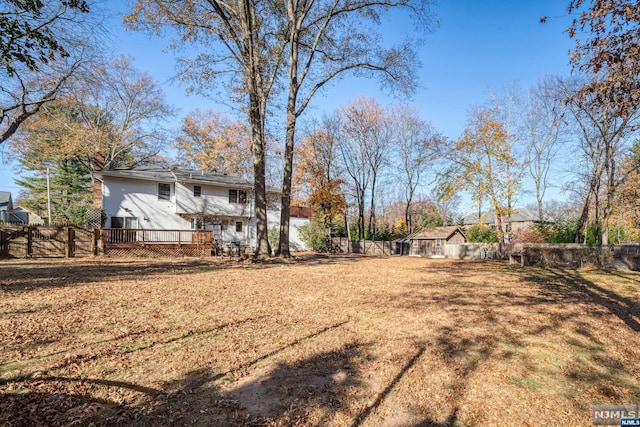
<box><xmin>126</xmin><ymin>0</ymin><xmax>287</xmax><ymax>257</ymax></box>
<box><xmin>276</xmin><ymin>0</ymin><xmax>435</xmax><ymax>256</ymax></box>
<box><xmin>488</xmin><ymin>83</ymin><xmax>527</xmax><ymax>238</ymax></box>
<box><xmin>392</xmin><ymin>103</ymin><xmax>439</xmax><ymax>234</ymax></box>
<box><xmin>335</xmin><ymin>111</ymin><xmax>370</xmax><ymax>240</ymax></box>
<box><xmin>1</xmin><ymin>0</ymin><xmax>96</xmax><ymax>144</ymax></box>
<box><xmin>558</xmin><ymin>75</ymin><xmax>640</xmax><ymax>243</ymax></box>
<box><xmin>338</xmin><ymin>97</ymin><xmax>393</xmax><ymax>239</ymax></box>
<box><xmin>522</xmin><ymin>76</ymin><xmax>566</xmax><ymax>221</ymax></box>
<box><xmin>10</xmin><ymin>56</ymin><xmax>175</xmax><ymax>173</ymax></box>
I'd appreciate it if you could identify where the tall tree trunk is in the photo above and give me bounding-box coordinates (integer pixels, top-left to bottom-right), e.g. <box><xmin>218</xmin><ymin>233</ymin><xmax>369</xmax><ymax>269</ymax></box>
<box><xmin>357</xmin><ymin>189</ymin><xmax>365</xmax><ymax>239</ymax></box>
<box><xmin>601</xmin><ymin>152</ymin><xmax>616</xmax><ymax>245</ymax></box>
<box><xmin>368</xmin><ymin>175</ymin><xmax>377</xmax><ymax>238</ymax></box>
<box><xmin>574</xmin><ymin>182</ymin><xmax>594</xmax><ymax>243</ymax></box>
<box><xmin>277</xmin><ymin>7</ymin><xmax>300</xmax><ymax>259</ymax></box>
<box><xmin>247</xmin><ymin>86</ymin><xmax>270</xmax><ymax>258</ymax></box>
<box><xmin>278</xmin><ymin>107</ymin><xmax>296</xmax><ymax>258</ymax></box>
<box><xmin>251</xmin><ymin>117</ymin><xmax>271</xmax><ymax>258</ymax></box>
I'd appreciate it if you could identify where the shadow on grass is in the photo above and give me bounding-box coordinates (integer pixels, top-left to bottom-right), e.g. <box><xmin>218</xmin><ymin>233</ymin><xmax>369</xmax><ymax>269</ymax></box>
<box><xmin>0</xmin><ymin>315</ymin><xmax>269</xmax><ymax>384</ymax></box>
<box><xmin>533</xmin><ymin>268</ymin><xmax>640</xmax><ymax>332</ymax></box>
<box><xmin>0</xmin><ymin>253</ymin><xmax>370</xmax><ymax>293</ymax></box>
<box><xmin>350</xmin><ymin>345</ymin><xmax>425</xmax><ymax>427</ymax></box>
<box><xmin>382</xmin><ymin>261</ymin><xmax>640</xmax><ymax>424</ymax></box>
<box><xmin>0</xmin><ymin>321</ymin><xmax>370</xmax><ymax>426</ymax></box>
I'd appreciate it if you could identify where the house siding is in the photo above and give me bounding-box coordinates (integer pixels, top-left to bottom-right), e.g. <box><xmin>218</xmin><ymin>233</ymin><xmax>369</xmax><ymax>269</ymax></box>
<box><xmin>174</xmin><ymin>181</ymin><xmax>252</xmax><ymax>218</ymax></box>
<box><xmin>407</xmin><ymin>228</ymin><xmax>467</xmax><ymax>258</ymax></box>
<box><xmin>100</xmin><ymin>172</ymin><xmax>309</xmax><ymax>251</ymax></box>
<box><xmin>103</xmin><ymin>176</ymin><xmax>189</xmax><ymax>230</ymax></box>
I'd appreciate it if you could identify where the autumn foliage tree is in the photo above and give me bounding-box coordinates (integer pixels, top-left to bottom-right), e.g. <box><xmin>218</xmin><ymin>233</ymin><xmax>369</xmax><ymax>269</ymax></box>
<box><xmin>443</xmin><ymin>109</ymin><xmax>519</xmax><ymax>241</ymax></box>
<box><xmin>615</xmin><ymin>140</ymin><xmax>640</xmax><ymax>241</ymax></box>
<box><xmin>9</xmin><ymin>56</ymin><xmax>173</xmax><ymax>225</ymax></box>
<box><xmin>9</xmin><ymin>56</ymin><xmax>173</xmax><ymax>172</ymax></box>
<box><xmin>295</xmin><ymin>126</ymin><xmax>345</xmax><ymax>226</ymax></box>
<box><xmin>557</xmin><ymin>76</ymin><xmax>640</xmax><ymax>244</ymax></box>
<box><xmin>176</xmin><ymin>109</ymin><xmax>252</xmax><ymax>177</ymax></box>
<box><xmin>565</xmin><ymin>0</ymin><xmax>640</xmax><ymax>117</ymax></box>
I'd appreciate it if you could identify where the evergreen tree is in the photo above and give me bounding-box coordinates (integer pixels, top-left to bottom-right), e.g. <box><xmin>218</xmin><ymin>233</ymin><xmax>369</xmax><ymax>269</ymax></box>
<box><xmin>16</xmin><ymin>158</ymin><xmax>91</xmax><ymax>225</ymax></box>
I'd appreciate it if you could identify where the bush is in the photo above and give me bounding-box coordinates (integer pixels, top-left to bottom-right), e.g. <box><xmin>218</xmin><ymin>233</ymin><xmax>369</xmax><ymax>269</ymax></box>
<box><xmin>532</xmin><ymin>213</ymin><xmax>578</xmax><ymax>243</ymax></box>
<box><xmin>297</xmin><ymin>218</ymin><xmax>329</xmax><ymax>251</ymax></box>
<box><xmin>466</xmin><ymin>223</ymin><xmax>499</xmax><ymax>243</ymax></box>
<box><xmin>268</xmin><ymin>225</ymin><xmax>279</xmax><ymax>253</ymax></box>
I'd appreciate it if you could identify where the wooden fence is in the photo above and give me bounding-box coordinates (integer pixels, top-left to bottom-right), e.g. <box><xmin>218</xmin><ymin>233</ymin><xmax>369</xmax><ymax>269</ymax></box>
<box><xmin>328</xmin><ymin>237</ymin><xmax>393</xmax><ymax>256</ymax></box>
<box><xmin>0</xmin><ymin>226</ymin><xmax>214</xmax><ymax>258</ymax></box>
<box><xmin>0</xmin><ymin>225</ymin><xmax>98</xmax><ymax>258</ymax></box>
<box><xmin>520</xmin><ymin>243</ymin><xmax>640</xmax><ymax>271</ymax></box>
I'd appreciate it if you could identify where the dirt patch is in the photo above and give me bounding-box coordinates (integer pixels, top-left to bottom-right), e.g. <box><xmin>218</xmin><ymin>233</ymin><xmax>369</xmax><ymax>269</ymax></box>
<box><xmin>1</xmin><ymin>256</ymin><xmax>638</xmax><ymax>425</ymax></box>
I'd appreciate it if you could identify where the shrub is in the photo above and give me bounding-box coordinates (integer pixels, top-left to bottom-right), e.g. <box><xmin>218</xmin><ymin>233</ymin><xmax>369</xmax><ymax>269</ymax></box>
<box><xmin>297</xmin><ymin>217</ymin><xmax>329</xmax><ymax>251</ymax></box>
<box><xmin>268</xmin><ymin>225</ymin><xmax>279</xmax><ymax>253</ymax></box>
<box><xmin>466</xmin><ymin>223</ymin><xmax>499</xmax><ymax>243</ymax></box>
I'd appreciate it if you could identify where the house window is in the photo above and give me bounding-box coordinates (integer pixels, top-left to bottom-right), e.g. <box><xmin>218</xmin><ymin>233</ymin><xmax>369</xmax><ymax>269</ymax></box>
<box><xmin>191</xmin><ymin>217</ymin><xmax>204</xmax><ymax>230</ymax></box>
<box><xmin>235</xmin><ymin>221</ymin><xmax>243</xmax><ymax>233</ymax></box>
<box><xmin>111</xmin><ymin>216</ymin><xmax>138</xmax><ymax>228</ymax></box>
<box><xmin>436</xmin><ymin>239</ymin><xmax>441</xmax><ymax>247</ymax></box>
<box><xmin>193</xmin><ymin>185</ymin><xmax>201</xmax><ymax>197</ymax></box>
<box><xmin>158</xmin><ymin>183</ymin><xmax>171</xmax><ymax>200</ymax></box>
<box><xmin>229</xmin><ymin>189</ymin><xmax>247</xmax><ymax>204</ymax></box>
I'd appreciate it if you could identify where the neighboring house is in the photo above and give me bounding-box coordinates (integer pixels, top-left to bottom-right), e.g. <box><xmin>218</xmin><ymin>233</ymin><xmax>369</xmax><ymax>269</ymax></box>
<box><xmin>408</xmin><ymin>226</ymin><xmax>466</xmax><ymax>257</ymax></box>
<box><xmin>2</xmin><ymin>206</ymin><xmax>45</xmax><ymax>225</ymax></box>
<box><xmin>0</xmin><ymin>191</ymin><xmax>13</xmax><ymax>222</ymax></box>
<box><xmin>93</xmin><ymin>166</ymin><xmax>309</xmax><ymax>251</ymax></box>
<box><xmin>462</xmin><ymin>208</ymin><xmax>539</xmax><ymax>234</ymax></box>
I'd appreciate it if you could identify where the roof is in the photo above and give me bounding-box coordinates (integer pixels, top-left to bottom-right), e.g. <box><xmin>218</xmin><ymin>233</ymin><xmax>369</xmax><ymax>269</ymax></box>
<box><xmin>0</xmin><ymin>191</ymin><xmax>12</xmax><ymax>210</ymax></box>
<box><xmin>94</xmin><ymin>165</ymin><xmax>262</xmax><ymax>190</ymax></box>
<box><xmin>462</xmin><ymin>208</ymin><xmax>539</xmax><ymax>225</ymax></box>
<box><xmin>408</xmin><ymin>226</ymin><xmax>465</xmax><ymax>240</ymax></box>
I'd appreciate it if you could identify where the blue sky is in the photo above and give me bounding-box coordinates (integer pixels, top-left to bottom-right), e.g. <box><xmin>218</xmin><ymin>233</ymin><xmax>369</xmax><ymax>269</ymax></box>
<box><xmin>0</xmin><ymin>0</ymin><xmax>576</xmax><ymax>208</ymax></box>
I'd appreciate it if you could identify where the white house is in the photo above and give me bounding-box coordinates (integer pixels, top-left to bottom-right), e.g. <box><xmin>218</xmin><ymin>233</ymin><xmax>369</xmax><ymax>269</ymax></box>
<box><xmin>93</xmin><ymin>166</ymin><xmax>310</xmax><ymax>251</ymax></box>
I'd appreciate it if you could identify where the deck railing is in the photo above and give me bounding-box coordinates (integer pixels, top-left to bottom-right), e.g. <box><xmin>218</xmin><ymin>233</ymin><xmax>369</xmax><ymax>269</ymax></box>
<box><xmin>103</xmin><ymin>229</ymin><xmax>213</xmax><ymax>245</ymax></box>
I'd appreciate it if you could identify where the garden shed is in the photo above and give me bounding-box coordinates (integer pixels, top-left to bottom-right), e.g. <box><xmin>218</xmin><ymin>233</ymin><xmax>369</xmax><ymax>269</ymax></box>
<box><xmin>408</xmin><ymin>226</ymin><xmax>466</xmax><ymax>258</ymax></box>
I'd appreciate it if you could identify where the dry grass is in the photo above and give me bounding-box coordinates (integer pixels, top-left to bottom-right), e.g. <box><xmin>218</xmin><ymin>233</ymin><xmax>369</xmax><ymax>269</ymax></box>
<box><xmin>1</xmin><ymin>254</ymin><xmax>639</xmax><ymax>426</ymax></box>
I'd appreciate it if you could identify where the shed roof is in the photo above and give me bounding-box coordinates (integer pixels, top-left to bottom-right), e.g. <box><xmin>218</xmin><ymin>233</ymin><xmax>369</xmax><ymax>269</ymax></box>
<box><xmin>408</xmin><ymin>226</ymin><xmax>465</xmax><ymax>240</ymax></box>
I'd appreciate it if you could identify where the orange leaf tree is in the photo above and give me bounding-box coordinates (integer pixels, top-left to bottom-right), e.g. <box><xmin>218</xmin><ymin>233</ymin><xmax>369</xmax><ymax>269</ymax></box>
<box><xmin>176</xmin><ymin>109</ymin><xmax>252</xmax><ymax>178</ymax></box>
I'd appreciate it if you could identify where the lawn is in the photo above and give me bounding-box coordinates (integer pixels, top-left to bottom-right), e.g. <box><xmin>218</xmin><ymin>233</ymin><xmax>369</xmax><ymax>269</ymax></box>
<box><xmin>1</xmin><ymin>255</ymin><xmax>638</xmax><ymax>426</ymax></box>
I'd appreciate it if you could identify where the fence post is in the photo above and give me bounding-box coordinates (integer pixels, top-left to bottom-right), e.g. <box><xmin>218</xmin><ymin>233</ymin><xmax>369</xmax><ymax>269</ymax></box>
<box><xmin>65</xmin><ymin>227</ymin><xmax>72</xmax><ymax>258</ymax></box>
<box><xmin>26</xmin><ymin>226</ymin><xmax>32</xmax><ymax>257</ymax></box>
<box><xmin>92</xmin><ymin>229</ymin><xmax>98</xmax><ymax>256</ymax></box>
